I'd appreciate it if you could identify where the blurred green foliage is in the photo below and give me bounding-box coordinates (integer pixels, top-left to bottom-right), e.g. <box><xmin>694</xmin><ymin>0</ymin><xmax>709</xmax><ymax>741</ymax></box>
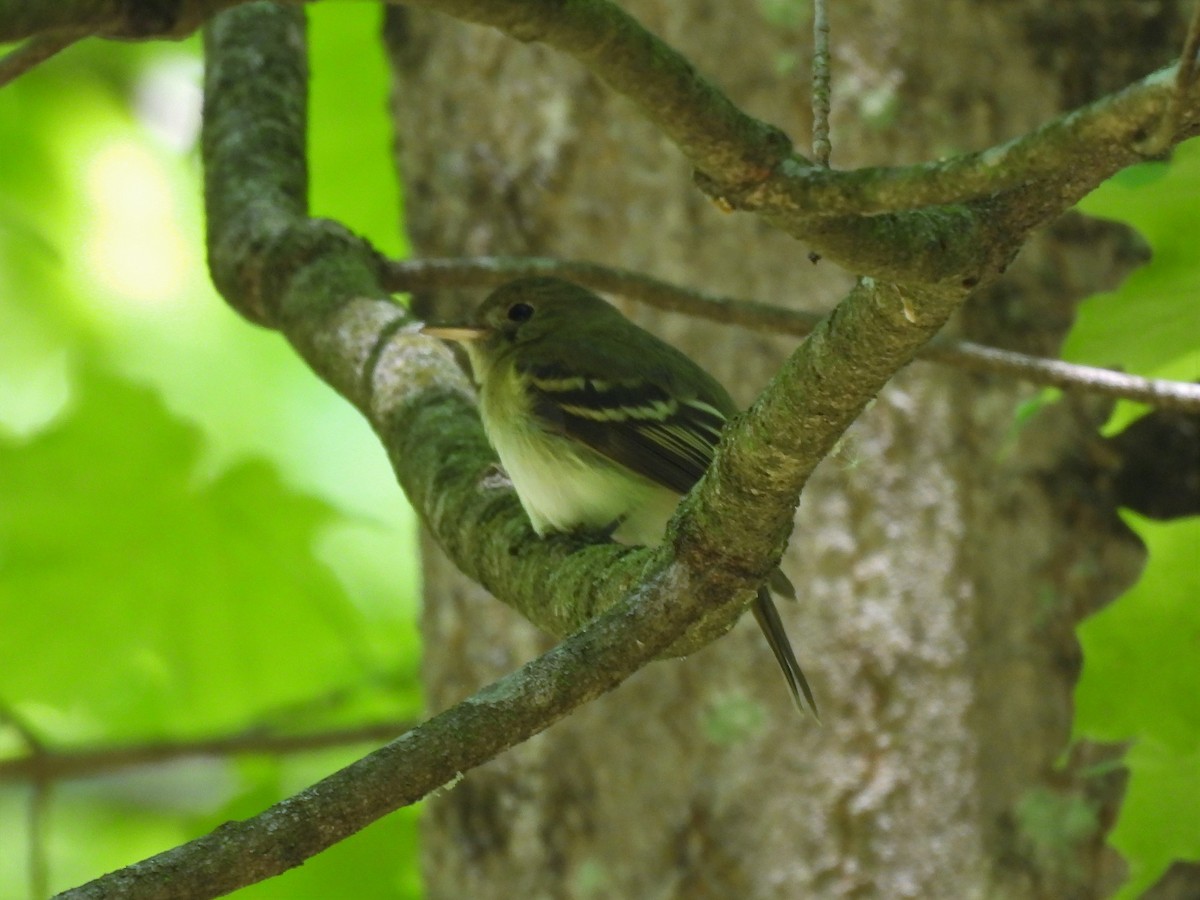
<box><xmin>1015</xmin><ymin>786</ymin><xmax>1100</xmax><ymax>880</ymax></box>
<box><xmin>0</xmin><ymin>5</ymin><xmax>421</xmax><ymax>897</ymax></box>
<box><xmin>0</xmin><ymin>371</ymin><xmax>375</xmax><ymax>737</ymax></box>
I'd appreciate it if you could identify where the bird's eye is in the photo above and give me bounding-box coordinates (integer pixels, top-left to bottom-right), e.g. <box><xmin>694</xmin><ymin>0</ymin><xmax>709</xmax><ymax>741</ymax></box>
<box><xmin>507</xmin><ymin>302</ymin><xmax>534</xmax><ymax>323</ymax></box>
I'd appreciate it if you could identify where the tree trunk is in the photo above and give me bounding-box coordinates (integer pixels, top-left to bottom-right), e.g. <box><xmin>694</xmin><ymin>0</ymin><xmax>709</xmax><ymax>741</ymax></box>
<box><xmin>386</xmin><ymin>2</ymin><xmax>1180</xmax><ymax>896</ymax></box>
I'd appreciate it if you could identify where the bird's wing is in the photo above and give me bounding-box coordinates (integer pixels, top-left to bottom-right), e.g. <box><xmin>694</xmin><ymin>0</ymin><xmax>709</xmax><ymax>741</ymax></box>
<box><xmin>521</xmin><ymin>359</ymin><xmax>727</xmax><ymax>495</ymax></box>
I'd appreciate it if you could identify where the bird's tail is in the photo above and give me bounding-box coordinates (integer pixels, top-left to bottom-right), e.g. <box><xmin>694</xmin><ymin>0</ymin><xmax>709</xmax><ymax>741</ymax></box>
<box><xmin>753</xmin><ymin>587</ymin><xmax>819</xmax><ymax>720</ymax></box>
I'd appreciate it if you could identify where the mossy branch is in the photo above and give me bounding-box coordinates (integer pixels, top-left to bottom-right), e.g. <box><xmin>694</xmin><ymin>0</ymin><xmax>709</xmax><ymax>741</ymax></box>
<box><xmin>405</xmin><ymin>0</ymin><xmax>1200</xmax><ymax>284</ymax></box>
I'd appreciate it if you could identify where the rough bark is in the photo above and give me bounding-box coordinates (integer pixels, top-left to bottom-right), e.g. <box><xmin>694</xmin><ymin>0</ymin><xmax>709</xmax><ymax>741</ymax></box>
<box><xmin>388</xmin><ymin>2</ymin><xmax>1183</xmax><ymax>897</ymax></box>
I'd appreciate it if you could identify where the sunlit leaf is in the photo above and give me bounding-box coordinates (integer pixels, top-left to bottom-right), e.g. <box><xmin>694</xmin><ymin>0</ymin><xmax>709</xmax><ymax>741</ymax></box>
<box><xmin>1066</xmin><ymin>137</ymin><xmax>1200</xmax><ymax>382</ymax></box>
<box><xmin>0</xmin><ymin>368</ymin><xmax>376</xmax><ymax>742</ymax></box>
<box><xmin>1075</xmin><ymin>513</ymin><xmax>1200</xmax><ymax>895</ymax></box>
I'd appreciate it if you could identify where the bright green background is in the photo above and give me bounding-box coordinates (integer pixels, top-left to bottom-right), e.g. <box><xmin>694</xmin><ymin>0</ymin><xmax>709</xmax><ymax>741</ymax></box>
<box><xmin>1</xmin><ymin>6</ymin><xmax>422</xmax><ymax>897</ymax></box>
<box><xmin>1</xmin><ymin>7</ymin><xmax>1198</xmax><ymax>898</ymax></box>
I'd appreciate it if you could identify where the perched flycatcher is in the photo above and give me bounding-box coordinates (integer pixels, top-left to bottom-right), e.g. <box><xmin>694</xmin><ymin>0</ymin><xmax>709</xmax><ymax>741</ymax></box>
<box><xmin>423</xmin><ymin>277</ymin><xmax>815</xmax><ymax>716</ymax></box>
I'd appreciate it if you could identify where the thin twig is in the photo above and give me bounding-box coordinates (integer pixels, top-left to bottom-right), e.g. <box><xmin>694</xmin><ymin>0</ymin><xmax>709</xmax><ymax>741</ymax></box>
<box><xmin>0</xmin><ymin>31</ymin><xmax>87</xmax><ymax>88</ymax></box>
<box><xmin>920</xmin><ymin>339</ymin><xmax>1200</xmax><ymax>411</ymax></box>
<box><xmin>0</xmin><ymin>705</ymin><xmax>46</xmax><ymax>754</ymax></box>
<box><xmin>1</xmin><ymin>706</ymin><xmax>51</xmax><ymax>899</ymax></box>
<box><xmin>28</xmin><ymin>779</ymin><xmax>50</xmax><ymax>900</ymax></box>
<box><xmin>384</xmin><ymin>256</ymin><xmax>1200</xmax><ymax>413</ymax></box>
<box><xmin>1135</xmin><ymin>2</ymin><xmax>1200</xmax><ymax>155</ymax></box>
<box><xmin>811</xmin><ymin>0</ymin><xmax>832</xmax><ymax>167</ymax></box>
<box><xmin>0</xmin><ymin>720</ymin><xmax>416</xmax><ymax>783</ymax></box>
<box><xmin>1176</xmin><ymin>0</ymin><xmax>1200</xmax><ymax>94</ymax></box>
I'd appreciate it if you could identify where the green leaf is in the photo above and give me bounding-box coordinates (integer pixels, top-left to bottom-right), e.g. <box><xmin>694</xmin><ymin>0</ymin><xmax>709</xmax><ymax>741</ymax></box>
<box><xmin>1075</xmin><ymin>514</ymin><xmax>1200</xmax><ymax>747</ymax></box>
<box><xmin>0</xmin><ymin>367</ymin><xmax>376</xmax><ymax>742</ymax></box>
<box><xmin>1107</xmin><ymin>738</ymin><xmax>1200</xmax><ymax>900</ymax></box>
<box><xmin>1075</xmin><ymin>513</ymin><xmax>1200</xmax><ymax>894</ymax></box>
<box><xmin>1065</xmin><ymin>137</ymin><xmax>1200</xmax><ymax>381</ymax></box>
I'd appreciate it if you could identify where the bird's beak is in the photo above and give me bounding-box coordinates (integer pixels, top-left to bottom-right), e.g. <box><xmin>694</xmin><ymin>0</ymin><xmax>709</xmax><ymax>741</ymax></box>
<box><xmin>420</xmin><ymin>323</ymin><xmax>487</xmax><ymax>342</ymax></box>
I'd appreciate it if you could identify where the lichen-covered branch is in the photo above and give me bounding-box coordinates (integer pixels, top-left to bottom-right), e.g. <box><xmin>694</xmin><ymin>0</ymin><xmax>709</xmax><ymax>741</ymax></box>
<box><xmin>722</xmin><ymin>65</ymin><xmax>1197</xmax><ymax>218</ymax></box>
<box><xmin>7</xmin><ymin>0</ymin><xmax>1198</xmax><ymax>287</ymax></box>
<box><xmin>404</xmin><ymin>0</ymin><xmax>1199</xmax><ymax>284</ymax></box>
<box><xmin>674</xmin><ymin>279</ymin><xmax>964</xmax><ymax>579</ymax></box>
<box><xmin>12</xmin><ymin>0</ymin><xmax>1195</xmax><ymax>287</ymax></box>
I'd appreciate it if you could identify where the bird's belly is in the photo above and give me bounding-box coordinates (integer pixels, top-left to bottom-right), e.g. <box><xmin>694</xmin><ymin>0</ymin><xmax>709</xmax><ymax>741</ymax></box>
<box><xmin>489</xmin><ymin>419</ymin><xmax>678</xmax><ymax>542</ymax></box>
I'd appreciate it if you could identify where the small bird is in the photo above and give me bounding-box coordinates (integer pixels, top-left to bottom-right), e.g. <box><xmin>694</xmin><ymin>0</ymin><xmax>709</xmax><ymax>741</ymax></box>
<box><xmin>422</xmin><ymin>277</ymin><xmax>816</xmax><ymax>717</ymax></box>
